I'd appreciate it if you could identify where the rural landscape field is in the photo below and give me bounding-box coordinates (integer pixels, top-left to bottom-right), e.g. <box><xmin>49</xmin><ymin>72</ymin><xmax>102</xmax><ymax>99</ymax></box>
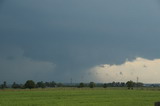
<box><xmin>0</xmin><ymin>88</ymin><xmax>160</xmax><ymax>106</ymax></box>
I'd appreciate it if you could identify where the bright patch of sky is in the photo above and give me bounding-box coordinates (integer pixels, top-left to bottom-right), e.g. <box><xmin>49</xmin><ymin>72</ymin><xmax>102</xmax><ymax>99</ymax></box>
<box><xmin>88</xmin><ymin>57</ymin><xmax>160</xmax><ymax>83</ymax></box>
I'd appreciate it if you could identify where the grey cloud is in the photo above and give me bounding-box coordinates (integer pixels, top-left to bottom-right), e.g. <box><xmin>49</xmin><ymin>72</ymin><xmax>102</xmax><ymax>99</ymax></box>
<box><xmin>0</xmin><ymin>0</ymin><xmax>4</xmax><ymax>10</ymax></box>
<box><xmin>0</xmin><ymin>0</ymin><xmax>4</xmax><ymax>4</ymax></box>
<box><xmin>1</xmin><ymin>0</ymin><xmax>160</xmax><ymax>82</ymax></box>
<box><xmin>0</xmin><ymin>47</ymin><xmax>56</xmax><ymax>83</ymax></box>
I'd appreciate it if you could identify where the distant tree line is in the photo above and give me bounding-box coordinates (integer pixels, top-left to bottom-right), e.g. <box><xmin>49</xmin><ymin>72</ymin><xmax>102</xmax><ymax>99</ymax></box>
<box><xmin>0</xmin><ymin>80</ymin><xmax>57</xmax><ymax>89</ymax></box>
<box><xmin>0</xmin><ymin>80</ymin><xmax>144</xmax><ymax>89</ymax></box>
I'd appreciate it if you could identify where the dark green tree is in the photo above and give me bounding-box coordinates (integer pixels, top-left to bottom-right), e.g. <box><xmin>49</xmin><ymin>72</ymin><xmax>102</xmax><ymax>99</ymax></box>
<box><xmin>89</xmin><ymin>82</ymin><xmax>95</xmax><ymax>88</ymax></box>
<box><xmin>135</xmin><ymin>82</ymin><xmax>144</xmax><ymax>87</ymax></box>
<box><xmin>79</xmin><ymin>82</ymin><xmax>84</xmax><ymax>88</ymax></box>
<box><xmin>103</xmin><ymin>83</ymin><xmax>107</xmax><ymax>88</ymax></box>
<box><xmin>126</xmin><ymin>80</ymin><xmax>135</xmax><ymax>89</ymax></box>
<box><xmin>57</xmin><ymin>83</ymin><xmax>63</xmax><ymax>87</ymax></box>
<box><xmin>121</xmin><ymin>82</ymin><xmax>126</xmax><ymax>87</ymax></box>
<box><xmin>12</xmin><ymin>82</ymin><xmax>21</xmax><ymax>89</ymax></box>
<box><xmin>44</xmin><ymin>81</ymin><xmax>56</xmax><ymax>87</ymax></box>
<box><xmin>1</xmin><ymin>81</ymin><xmax>7</xmax><ymax>89</ymax></box>
<box><xmin>45</xmin><ymin>82</ymin><xmax>50</xmax><ymax>87</ymax></box>
<box><xmin>12</xmin><ymin>82</ymin><xmax>16</xmax><ymax>88</ymax></box>
<box><xmin>36</xmin><ymin>81</ymin><xmax>45</xmax><ymax>88</ymax></box>
<box><xmin>24</xmin><ymin>80</ymin><xmax>35</xmax><ymax>89</ymax></box>
<box><xmin>50</xmin><ymin>81</ymin><xmax>56</xmax><ymax>87</ymax></box>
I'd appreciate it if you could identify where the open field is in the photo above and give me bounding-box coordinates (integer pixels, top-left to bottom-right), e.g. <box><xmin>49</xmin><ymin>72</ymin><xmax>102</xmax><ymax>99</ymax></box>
<box><xmin>0</xmin><ymin>88</ymin><xmax>160</xmax><ymax>106</ymax></box>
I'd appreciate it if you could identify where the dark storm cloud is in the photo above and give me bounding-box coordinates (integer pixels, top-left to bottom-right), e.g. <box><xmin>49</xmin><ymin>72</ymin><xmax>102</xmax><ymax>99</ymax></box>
<box><xmin>1</xmin><ymin>0</ymin><xmax>160</xmax><ymax>83</ymax></box>
<box><xmin>0</xmin><ymin>0</ymin><xmax>4</xmax><ymax>9</ymax></box>
<box><xmin>0</xmin><ymin>0</ymin><xmax>4</xmax><ymax>4</ymax></box>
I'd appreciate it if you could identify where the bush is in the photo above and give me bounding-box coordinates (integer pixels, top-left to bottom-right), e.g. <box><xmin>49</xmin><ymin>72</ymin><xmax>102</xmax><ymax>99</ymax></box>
<box><xmin>103</xmin><ymin>83</ymin><xmax>107</xmax><ymax>88</ymax></box>
<box><xmin>89</xmin><ymin>82</ymin><xmax>95</xmax><ymax>88</ymax></box>
<box><xmin>24</xmin><ymin>80</ymin><xmax>35</xmax><ymax>89</ymax></box>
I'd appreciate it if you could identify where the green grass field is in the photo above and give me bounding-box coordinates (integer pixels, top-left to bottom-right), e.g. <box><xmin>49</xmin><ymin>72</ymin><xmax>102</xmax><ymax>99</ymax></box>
<box><xmin>0</xmin><ymin>88</ymin><xmax>160</xmax><ymax>106</ymax></box>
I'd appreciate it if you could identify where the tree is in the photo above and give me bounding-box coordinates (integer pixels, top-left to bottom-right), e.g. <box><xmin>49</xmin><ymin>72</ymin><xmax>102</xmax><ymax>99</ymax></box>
<box><xmin>135</xmin><ymin>82</ymin><xmax>143</xmax><ymax>87</ymax></box>
<box><xmin>12</xmin><ymin>82</ymin><xmax>16</xmax><ymax>88</ymax></box>
<box><xmin>12</xmin><ymin>82</ymin><xmax>21</xmax><ymax>89</ymax></box>
<box><xmin>44</xmin><ymin>81</ymin><xmax>56</xmax><ymax>87</ymax></box>
<box><xmin>79</xmin><ymin>82</ymin><xmax>84</xmax><ymax>88</ymax></box>
<box><xmin>36</xmin><ymin>81</ymin><xmax>45</xmax><ymax>88</ymax></box>
<box><xmin>121</xmin><ymin>82</ymin><xmax>126</xmax><ymax>87</ymax></box>
<box><xmin>3</xmin><ymin>81</ymin><xmax>7</xmax><ymax>88</ymax></box>
<box><xmin>126</xmin><ymin>80</ymin><xmax>135</xmax><ymax>89</ymax></box>
<box><xmin>89</xmin><ymin>82</ymin><xmax>95</xmax><ymax>88</ymax></box>
<box><xmin>24</xmin><ymin>80</ymin><xmax>35</xmax><ymax>89</ymax></box>
<box><xmin>45</xmin><ymin>82</ymin><xmax>50</xmax><ymax>87</ymax></box>
<box><xmin>50</xmin><ymin>81</ymin><xmax>56</xmax><ymax>87</ymax></box>
<box><xmin>57</xmin><ymin>83</ymin><xmax>63</xmax><ymax>87</ymax></box>
<box><xmin>103</xmin><ymin>83</ymin><xmax>107</xmax><ymax>88</ymax></box>
<box><xmin>0</xmin><ymin>81</ymin><xmax>7</xmax><ymax>89</ymax></box>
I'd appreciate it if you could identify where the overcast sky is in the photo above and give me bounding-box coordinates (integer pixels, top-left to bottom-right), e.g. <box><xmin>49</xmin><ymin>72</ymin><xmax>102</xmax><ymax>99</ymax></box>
<box><xmin>1</xmin><ymin>0</ymin><xmax>160</xmax><ymax>83</ymax></box>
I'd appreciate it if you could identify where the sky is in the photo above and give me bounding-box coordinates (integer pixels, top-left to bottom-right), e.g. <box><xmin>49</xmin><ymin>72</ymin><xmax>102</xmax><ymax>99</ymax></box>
<box><xmin>1</xmin><ymin>0</ymin><xmax>160</xmax><ymax>83</ymax></box>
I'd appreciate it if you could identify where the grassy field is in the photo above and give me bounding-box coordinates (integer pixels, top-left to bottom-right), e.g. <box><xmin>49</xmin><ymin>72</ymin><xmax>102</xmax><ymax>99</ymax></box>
<box><xmin>0</xmin><ymin>88</ymin><xmax>160</xmax><ymax>106</ymax></box>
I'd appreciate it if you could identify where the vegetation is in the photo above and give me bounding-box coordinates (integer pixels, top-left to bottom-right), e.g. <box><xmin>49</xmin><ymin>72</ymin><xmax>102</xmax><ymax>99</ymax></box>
<box><xmin>103</xmin><ymin>83</ymin><xmax>107</xmax><ymax>88</ymax></box>
<box><xmin>24</xmin><ymin>80</ymin><xmax>36</xmax><ymax>89</ymax></box>
<box><xmin>126</xmin><ymin>80</ymin><xmax>135</xmax><ymax>89</ymax></box>
<box><xmin>12</xmin><ymin>82</ymin><xmax>22</xmax><ymax>89</ymax></box>
<box><xmin>0</xmin><ymin>88</ymin><xmax>160</xmax><ymax>106</ymax></box>
<box><xmin>0</xmin><ymin>81</ymin><xmax>8</xmax><ymax>89</ymax></box>
<box><xmin>0</xmin><ymin>80</ymin><xmax>145</xmax><ymax>89</ymax></box>
<box><xmin>36</xmin><ymin>81</ymin><xmax>46</xmax><ymax>88</ymax></box>
<box><xmin>0</xmin><ymin>80</ymin><xmax>158</xmax><ymax>105</ymax></box>
<box><xmin>89</xmin><ymin>82</ymin><xmax>96</xmax><ymax>88</ymax></box>
<box><xmin>78</xmin><ymin>82</ymin><xmax>84</xmax><ymax>88</ymax></box>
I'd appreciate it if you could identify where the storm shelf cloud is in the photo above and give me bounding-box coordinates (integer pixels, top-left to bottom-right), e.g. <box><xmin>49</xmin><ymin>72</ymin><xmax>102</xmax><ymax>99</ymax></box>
<box><xmin>1</xmin><ymin>0</ymin><xmax>160</xmax><ymax>83</ymax></box>
<box><xmin>0</xmin><ymin>47</ymin><xmax>56</xmax><ymax>83</ymax></box>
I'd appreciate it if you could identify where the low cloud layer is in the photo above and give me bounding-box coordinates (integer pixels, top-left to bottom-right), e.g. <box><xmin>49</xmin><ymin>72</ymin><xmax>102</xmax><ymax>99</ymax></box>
<box><xmin>88</xmin><ymin>57</ymin><xmax>160</xmax><ymax>83</ymax></box>
<box><xmin>1</xmin><ymin>47</ymin><xmax>160</xmax><ymax>84</ymax></box>
<box><xmin>0</xmin><ymin>47</ymin><xmax>56</xmax><ymax>83</ymax></box>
